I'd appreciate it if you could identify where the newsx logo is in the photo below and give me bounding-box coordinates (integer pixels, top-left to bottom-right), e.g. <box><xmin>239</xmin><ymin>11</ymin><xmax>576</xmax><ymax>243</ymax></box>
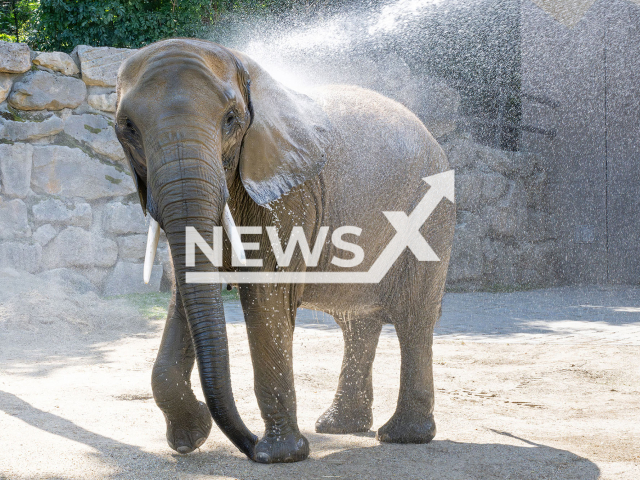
<box><xmin>185</xmin><ymin>171</ymin><xmax>454</xmax><ymax>284</ymax></box>
<box><xmin>187</xmin><ymin>225</ymin><xmax>366</xmax><ymax>269</ymax></box>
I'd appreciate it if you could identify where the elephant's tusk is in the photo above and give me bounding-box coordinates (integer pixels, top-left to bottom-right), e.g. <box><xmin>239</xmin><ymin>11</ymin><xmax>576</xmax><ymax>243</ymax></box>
<box><xmin>223</xmin><ymin>204</ymin><xmax>246</xmax><ymax>265</ymax></box>
<box><xmin>144</xmin><ymin>218</ymin><xmax>161</xmax><ymax>284</ymax></box>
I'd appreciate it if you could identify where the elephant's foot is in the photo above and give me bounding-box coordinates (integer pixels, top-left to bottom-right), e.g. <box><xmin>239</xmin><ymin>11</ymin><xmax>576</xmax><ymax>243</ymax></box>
<box><xmin>376</xmin><ymin>412</ymin><xmax>436</xmax><ymax>444</ymax></box>
<box><xmin>315</xmin><ymin>402</ymin><xmax>373</xmax><ymax>434</ymax></box>
<box><xmin>254</xmin><ymin>430</ymin><xmax>309</xmax><ymax>463</ymax></box>
<box><xmin>164</xmin><ymin>400</ymin><xmax>212</xmax><ymax>454</ymax></box>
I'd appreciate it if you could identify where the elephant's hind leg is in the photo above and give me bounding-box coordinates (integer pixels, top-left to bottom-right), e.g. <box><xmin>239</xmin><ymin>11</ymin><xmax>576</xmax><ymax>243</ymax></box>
<box><xmin>316</xmin><ymin>312</ymin><xmax>383</xmax><ymax>434</ymax></box>
<box><xmin>377</xmin><ymin>304</ymin><xmax>438</xmax><ymax>444</ymax></box>
<box><xmin>152</xmin><ymin>287</ymin><xmax>212</xmax><ymax>454</ymax></box>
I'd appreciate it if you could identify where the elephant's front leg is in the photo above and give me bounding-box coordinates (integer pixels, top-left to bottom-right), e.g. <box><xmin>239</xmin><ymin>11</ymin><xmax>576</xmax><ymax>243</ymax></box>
<box><xmin>152</xmin><ymin>288</ymin><xmax>212</xmax><ymax>454</ymax></box>
<box><xmin>239</xmin><ymin>284</ymin><xmax>309</xmax><ymax>464</ymax></box>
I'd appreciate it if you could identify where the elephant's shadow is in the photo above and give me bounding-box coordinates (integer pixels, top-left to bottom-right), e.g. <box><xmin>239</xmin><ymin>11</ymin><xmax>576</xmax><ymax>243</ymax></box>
<box><xmin>194</xmin><ymin>434</ymin><xmax>600</xmax><ymax>480</ymax></box>
<box><xmin>0</xmin><ymin>390</ymin><xmax>599</xmax><ymax>480</ymax></box>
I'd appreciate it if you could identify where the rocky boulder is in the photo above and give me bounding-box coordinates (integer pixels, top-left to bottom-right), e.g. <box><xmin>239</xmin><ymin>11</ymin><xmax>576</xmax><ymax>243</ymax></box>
<box><xmin>116</xmin><ymin>234</ymin><xmax>147</xmax><ymax>261</ymax></box>
<box><xmin>8</xmin><ymin>71</ymin><xmax>87</xmax><ymax>110</ymax></box>
<box><xmin>418</xmin><ymin>78</ymin><xmax>461</xmax><ymax>138</ymax></box>
<box><xmin>103</xmin><ymin>261</ymin><xmax>163</xmax><ymax>296</ymax></box>
<box><xmin>102</xmin><ymin>202</ymin><xmax>148</xmax><ymax>234</ymax></box>
<box><xmin>32</xmin><ymin>198</ymin><xmax>92</xmax><ymax>227</ymax></box>
<box><xmin>0</xmin><ymin>143</ymin><xmax>33</xmax><ymax>198</ymax></box>
<box><xmin>87</xmin><ymin>93</ymin><xmax>117</xmax><ymax>113</ymax></box>
<box><xmin>456</xmin><ymin>171</ymin><xmax>509</xmax><ymax>213</ymax></box>
<box><xmin>0</xmin><ymin>41</ymin><xmax>31</xmax><ymax>73</ymax></box>
<box><xmin>63</xmin><ymin>113</ymin><xmax>125</xmax><ymax>163</ymax></box>
<box><xmin>0</xmin><ymin>74</ymin><xmax>13</xmax><ymax>103</ymax></box>
<box><xmin>484</xmin><ymin>183</ymin><xmax>528</xmax><ymax>238</ymax></box>
<box><xmin>43</xmin><ymin>226</ymin><xmax>117</xmax><ymax>268</ymax></box>
<box><xmin>0</xmin><ymin>242</ymin><xmax>42</xmax><ymax>273</ymax></box>
<box><xmin>31</xmin><ymin>145</ymin><xmax>135</xmax><ymax>199</ymax></box>
<box><xmin>33</xmin><ymin>224</ymin><xmax>57</xmax><ymax>246</ymax></box>
<box><xmin>33</xmin><ymin>52</ymin><xmax>80</xmax><ymax>76</ymax></box>
<box><xmin>76</xmin><ymin>45</ymin><xmax>137</xmax><ymax>87</ymax></box>
<box><xmin>1</xmin><ymin>115</ymin><xmax>64</xmax><ymax>142</ymax></box>
<box><xmin>0</xmin><ymin>198</ymin><xmax>30</xmax><ymax>239</ymax></box>
<box><xmin>38</xmin><ymin>268</ymin><xmax>96</xmax><ymax>294</ymax></box>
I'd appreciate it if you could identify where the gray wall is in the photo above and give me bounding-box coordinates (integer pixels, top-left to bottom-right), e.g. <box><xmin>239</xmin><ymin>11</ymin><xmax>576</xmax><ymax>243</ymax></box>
<box><xmin>521</xmin><ymin>0</ymin><xmax>640</xmax><ymax>284</ymax></box>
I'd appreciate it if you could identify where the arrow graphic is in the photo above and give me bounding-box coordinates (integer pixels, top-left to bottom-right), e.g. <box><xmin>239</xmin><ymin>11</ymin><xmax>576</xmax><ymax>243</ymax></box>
<box><xmin>186</xmin><ymin>170</ymin><xmax>455</xmax><ymax>284</ymax></box>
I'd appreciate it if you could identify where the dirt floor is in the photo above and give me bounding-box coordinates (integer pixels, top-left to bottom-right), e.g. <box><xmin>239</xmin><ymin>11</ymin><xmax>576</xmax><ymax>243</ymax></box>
<box><xmin>0</xmin><ymin>270</ymin><xmax>639</xmax><ymax>479</ymax></box>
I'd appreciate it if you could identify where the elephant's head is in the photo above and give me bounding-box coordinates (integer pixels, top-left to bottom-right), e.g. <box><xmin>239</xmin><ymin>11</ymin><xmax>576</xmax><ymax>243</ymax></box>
<box><xmin>114</xmin><ymin>39</ymin><xmax>330</xmax><ymax>459</ymax></box>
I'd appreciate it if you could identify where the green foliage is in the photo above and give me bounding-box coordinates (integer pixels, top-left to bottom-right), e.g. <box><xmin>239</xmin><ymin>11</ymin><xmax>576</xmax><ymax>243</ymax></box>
<box><xmin>0</xmin><ymin>0</ymin><xmax>38</xmax><ymax>43</ymax></box>
<box><xmin>28</xmin><ymin>0</ymin><xmax>297</xmax><ymax>52</ymax></box>
<box><xmin>222</xmin><ymin>285</ymin><xmax>239</xmax><ymax>301</ymax></box>
<box><xmin>4</xmin><ymin>0</ymin><xmax>337</xmax><ymax>51</ymax></box>
<box><xmin>28</xmin><ymin>0</ymin><xmax>209</xmax><ymax>51</ymax></box>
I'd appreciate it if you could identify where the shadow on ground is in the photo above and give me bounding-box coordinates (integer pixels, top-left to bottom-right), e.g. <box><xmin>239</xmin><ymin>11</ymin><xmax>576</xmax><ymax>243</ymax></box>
<box><xmin>0</xmin><ymin>390</ymin><xmax>600</xmax><ymax>480</ymax></box>
<box><xmin>228</xmin><ymin>286</ymin><xmax>640</xmax><ymax>344</ymax></box>
<box><xmin>0</xmin><ymin>318</ymin><xmax>162</xmax><ymax>378</ymax></box>
<box><xmin>435</xmin><ymin>286</ymin><xmax>640</xmax><ymax>343</ymax></box>
<box><xmin>5</xmin><ymin>286</ymin><xmax>640</xmax><ymax>376</ymax></box>
<box><xmin>5</xmin><ymin>285</ymin><xmax>640</xmax><ymax>378</ymax></box>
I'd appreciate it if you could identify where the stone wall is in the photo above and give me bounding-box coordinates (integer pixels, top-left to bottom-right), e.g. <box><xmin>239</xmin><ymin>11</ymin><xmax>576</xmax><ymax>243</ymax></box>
<box><xmin>0</xmin><ymin>41</ymin><xmax>169</xmax><ymax>295</ymax></box>
<box><xmin>444</xmin><ymin>134</ymin><xmax>555</xmax><ymax>290</ymax></box>
<box><xmin>0</xmin><ymin>40</ymin><xmax>556</xmax><ymax>294</ymax></box>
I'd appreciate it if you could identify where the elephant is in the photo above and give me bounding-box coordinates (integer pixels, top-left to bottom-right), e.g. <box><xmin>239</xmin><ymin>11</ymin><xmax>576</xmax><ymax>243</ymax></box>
<box><xmin>114</xmin><ymin>38</ymin><xmax>455</xmax><ymax>464</ymax></box>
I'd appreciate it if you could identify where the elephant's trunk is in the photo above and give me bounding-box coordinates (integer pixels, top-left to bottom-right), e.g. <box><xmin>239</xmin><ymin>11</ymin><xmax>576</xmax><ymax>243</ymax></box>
<box><xmin>147</xmin><ymin>130</ymin><xmax>257</xmax><ymax>460</ymax></box>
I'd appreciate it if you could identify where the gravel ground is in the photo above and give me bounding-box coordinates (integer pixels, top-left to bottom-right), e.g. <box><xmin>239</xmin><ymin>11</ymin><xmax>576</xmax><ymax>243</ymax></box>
<box><xmin>1</xmin><ymin>286</ymin><xmax>639</xmax><ymax>479</ymax></box>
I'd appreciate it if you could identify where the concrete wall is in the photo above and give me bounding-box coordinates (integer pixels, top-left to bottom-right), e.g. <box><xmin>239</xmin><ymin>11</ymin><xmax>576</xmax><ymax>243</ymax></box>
<box><xmin>521</xmin><ymin>0</ymin><xmax>640</xmax><ymax>284</ymax></box>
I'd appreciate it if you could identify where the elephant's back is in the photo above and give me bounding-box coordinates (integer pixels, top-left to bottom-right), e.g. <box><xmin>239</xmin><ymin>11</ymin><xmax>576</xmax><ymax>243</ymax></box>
<box><xmin>310</xmin><ymin>84</ymin><xmax>444</xmax><ymax>155</ymax></box>
<box><xmin>311</xmin><ymin>84</ymin><xmax>440</xmax><ymax>154</ymax></box>
<box><xmin>308</xmin><ymin>84</ymin><xmax>449</xmax><ymax>226</ymax></box>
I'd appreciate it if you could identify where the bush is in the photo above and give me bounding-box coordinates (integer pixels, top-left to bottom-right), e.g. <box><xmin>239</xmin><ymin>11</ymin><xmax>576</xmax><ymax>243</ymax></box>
<box><xmin>28</xmin><ymin>0</ymin><xmax>217</xmax><ymax>51</ymax></box>
<box><xmin>3</xmin><ymin>1</ymin><xmax>337</xmax><ymax>51</ymax></box>
<box><xmin>0</xmin><ymin>0</ymin><xmax>38</xmax><ymax>43</ymax></box>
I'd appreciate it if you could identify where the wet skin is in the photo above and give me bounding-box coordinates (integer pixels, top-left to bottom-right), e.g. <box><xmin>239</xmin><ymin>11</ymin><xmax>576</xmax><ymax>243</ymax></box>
<box><xmin>115</xmin><ymin>38</ymin><xmax>455</xmax><ymax>463</ymax></box>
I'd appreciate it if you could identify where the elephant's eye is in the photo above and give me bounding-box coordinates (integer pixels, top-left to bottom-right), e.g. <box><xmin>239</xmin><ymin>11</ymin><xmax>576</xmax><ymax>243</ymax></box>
<box><xmin>224</xmin><ymin>111</ymin><xmax>236</xmax><ymax>128</ymax></box>
<box><xmin>120</xmin><ymin>118</ymin><xmax>139</xmax><ymax>139</ymax></box>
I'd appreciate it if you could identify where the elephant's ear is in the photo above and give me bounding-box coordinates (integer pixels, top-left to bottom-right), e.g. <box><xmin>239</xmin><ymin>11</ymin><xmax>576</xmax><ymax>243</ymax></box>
<box><xmin>122</xmin><ymin>143</ymin><xmax>148</xmax><ymax>214</ymax></box>
<box><xmin>115</xmin><ymin>106</ymin><xmax>148</xmax><ymax>215</ymax></box>
<box><xmin>235</xmin><ymin>53</ymin><xmax>332</xmax><ymax>206</ymax></box>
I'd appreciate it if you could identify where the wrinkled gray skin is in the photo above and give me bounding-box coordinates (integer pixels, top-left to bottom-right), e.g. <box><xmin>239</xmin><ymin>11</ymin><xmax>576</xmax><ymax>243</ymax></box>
<box><xmin>115</xmin><ymin>38</ymin><xmax>455</xmax><ymax>464</ymax></box>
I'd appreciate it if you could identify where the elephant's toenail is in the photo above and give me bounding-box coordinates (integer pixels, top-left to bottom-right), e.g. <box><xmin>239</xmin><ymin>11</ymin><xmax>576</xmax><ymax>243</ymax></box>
<box><xmin>255</xmin><ymin>452</ymin><xmax>270</xmax><ymax>463</ymax></box>
<box><xmin>177</xmin><ymin>446</ymin><xmax>191</xmax><ymax>454</ymax></box>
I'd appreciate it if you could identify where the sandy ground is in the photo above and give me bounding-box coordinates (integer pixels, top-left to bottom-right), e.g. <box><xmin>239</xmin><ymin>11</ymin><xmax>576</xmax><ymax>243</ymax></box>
<box><xmin>1</xmin><ymin>280</ymin><xmax>639</xmax><ymax>479</ymax></box>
